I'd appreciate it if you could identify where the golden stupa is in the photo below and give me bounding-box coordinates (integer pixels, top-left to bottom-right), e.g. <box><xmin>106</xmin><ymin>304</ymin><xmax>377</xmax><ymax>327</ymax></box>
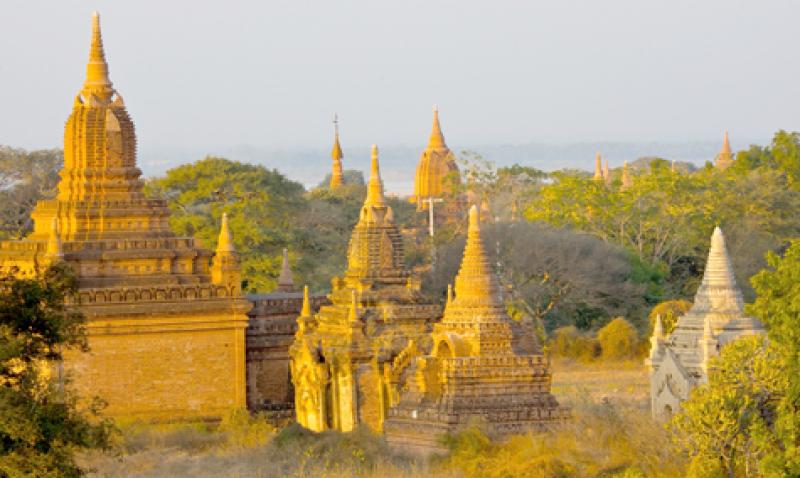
<box><xmin>289</xmin><ymin>145</ymin><xmax>441</xmax><ymax>433</ymax></box>
<box><xmin>0</xmin><ymin>13</ymin><xmax>250</xmax><ymax>420</ymax></box>
<box><xmin>384</xmin><ymin>206</ymin><xmax>567</xmax><ymax>454</ymax></box>
<box><xmin>330</xmin><ymin>115</ymin><xmax>344</xmax><ymax>189</ymax></box>
<box><xmin>410</xmin><ymin>107</ymin><xmax>461</xmax><ymax>209</ymax></box>
<box><xmin>715</xmin><ymin>131</ymin><xmax>735</xmax><ymax>170</ymax></box>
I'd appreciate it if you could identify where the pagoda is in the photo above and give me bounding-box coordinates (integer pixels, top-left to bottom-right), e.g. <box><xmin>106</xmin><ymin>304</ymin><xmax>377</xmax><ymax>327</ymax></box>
<box><xmin>290</xmin><ymin>145</ymin><xmax>441</xmax><ymax>433</ymax></box>
<box><xmin>410</xmin><ymin>107</ymin><xmax>461</xmax><ymax>210</ymax></box>
<box><xmin>0</xmin><ymin>13</ymin><xmax>251</xmax><ymax>420</ymax></box>
<box><xmin>646</xmin><ymin>227</ymin><xmax>764</xmax><ymax>419</ymax></box>
<box><xmin>330</xmin><ymin>115</ymin><xmax>345</xmax><ymax>189</ymax></box>
<box><xmin>383</xmin><ymin>206</ymin><xmax>567</xmax><ymax>454</ymax></box>
<box><xmin>714</xmin><ymin>131</ymin><xmax>735</xmax><ymax>170</ymax></box>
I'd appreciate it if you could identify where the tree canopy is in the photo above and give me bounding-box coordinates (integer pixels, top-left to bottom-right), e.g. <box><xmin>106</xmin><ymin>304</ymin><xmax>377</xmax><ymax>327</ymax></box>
<box><xmin>0</xmin><ymin>264</ymin><xmax>112</xmax><ymax>477</ymax></box>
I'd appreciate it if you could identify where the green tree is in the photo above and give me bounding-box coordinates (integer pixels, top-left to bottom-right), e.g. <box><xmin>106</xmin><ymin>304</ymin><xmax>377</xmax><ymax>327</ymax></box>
<box><xmin>0</xmin><ymin>147</ymin><xmax>62</xmax><ymax>240</ymax></box>
<box><xmin>144</xmin><ymin>157</ymin><xmax>307</xmax><ymax>292</ymax></box>
<box><xmin>648</xmin><ymin>299</ymin><xmax>691</xmax><ymax>335</ymax></box>
<box><xmin>0</xmin><ymin>264</ymin><xmax>113</xmax><ymax>477</ymax></box>
<box><xmin>747</xmin><ymin>240</ymin><xmax>800</xmax><ymax>476</ymax></box>
<box><xmin>672</xmin><ymin>335</ymin><xmax>783</xmax><ymax>478</ymax></box>
<box><xmin>597</xmin><ymin>317</ymin><xmax>639</xmax><ymax>360</ymax></box>
<box><xmin>426</xmin><ymin>222</ymin><xmax>648</xmax><ymax>333</ymax></box>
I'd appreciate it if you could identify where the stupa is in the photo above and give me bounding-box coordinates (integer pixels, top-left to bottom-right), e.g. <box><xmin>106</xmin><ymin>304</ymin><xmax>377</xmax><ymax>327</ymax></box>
<box><xmin>593</xmin><ymin>153</ymin><xmax>603</xmax><ymax>181</ymax></box>
<box><xmin>290</xmin><ymin>146</ymin><xmax>441</xmax><ymax>433</ymax></box>
<box><xmin>0</xmin><ymin>13</ymin><xmax>251</xmax><ymax>420</ymax></box>
<box><xmin>646</xmin><ymin>227</ymin><xmax>764</xmax><ymax>419</ymax></box>
<box><xmin>621</xmin><ymin>161</ymin><xmax>633</xmax><ymax>190</ymax></box>
<box><xmin>715</xmin><ymin>131</ymin><xmax>735</xmax><ymax>170</ymax></box>
<box><xmin>330</xmin><ymin>115</ymin><xmax>345</xmax><ymax>189</ymax></box>
<box><xmin>410</xmin><ymin>107</ymin><xmax>461</xmax><ymax>210</ymax></box>
<box><xmin>384</xmin><ymin>206</ymin><xmax>567</xmax><ymax>454</ymax></box>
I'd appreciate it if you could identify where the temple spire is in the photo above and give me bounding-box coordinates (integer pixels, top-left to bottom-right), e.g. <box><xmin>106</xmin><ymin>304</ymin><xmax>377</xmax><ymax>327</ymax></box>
<box><xmin>301</xmin><ymin>285</ymin><xmax>311</xmax><ymax>317</ymax></box>
<box><xmin>364</xmin><ymin>145</ymin><xmax>386</xmax><ymax>207</ymax></box>
<box><xmin>211</xmin><ymin>213</ymin><xmax>241</xmax><ymax>291</ymax></box>
<box><xmin>593</xmin><ymin>153</ymin><xmax>603</xmax><ymax>181</ymax></box>
<box><xmin>348</xmin><ymin>290</ymin><xmax>359</xmax><ymax>323</ymax></box>
<box><xmin>690</xmin><ymin>226</ymin><xmax>745</xmax><ymax>316</ymax></box>
<box><xmin>82</xmin><ymin>12</ymin><xmax>113</xmax><ymax>102</ymax></box>
<box><xmin>451</xmin><ymin>205</ymin><xmax>501</xmax><ymax>308</ymax></box>
<box><xmin>330</xmin><ymin>114</ymin><xmax>344</xmax><ymax>189</ymax></box>
<box><xmin>216</xmin><ymin>213</ymin><xmax>235</xmax><ymax>253</ymax></box>
<box><xmin>721</xmin><ymin>131</ymin><xmax>731</xmax><ymax>155</ymax></box>
<box><xmin>277</xmin><ymin>248</ymin><xmax>296</xmax><ymax>292</ymax></box>
<box><xmin>621</xmin><ymin>160</ymin><xmax>632</xmax><ymax>190</ymax></box>
<box><xmin>715</xmin><ymin>131</ymin><xmax>735</xmax><ymax>170</ymax></box>
<box><xmin>427</xmin><ymin>106</ymin><xmax>447</xmax><ymax>150</ymax></box>
<box><xmin>46</xmin><ymin>218</ymin><xmax>63</xmax><ymax>260</ymax></box>
<box><xmin>603</xmin><ymin>159</ymin><xmax>611</xmax><ymax>185</ymax></box>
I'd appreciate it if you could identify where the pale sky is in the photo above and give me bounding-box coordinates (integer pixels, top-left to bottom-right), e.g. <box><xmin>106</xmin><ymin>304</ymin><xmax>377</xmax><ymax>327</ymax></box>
<box><xmin>1</xmin><ymin>1</ymin><xmax>798</xmax><ymax>154</ymax></box>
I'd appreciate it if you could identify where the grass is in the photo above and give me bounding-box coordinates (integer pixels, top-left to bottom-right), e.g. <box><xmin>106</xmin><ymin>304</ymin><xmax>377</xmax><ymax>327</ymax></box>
<box><xmin>80</xmin><ymin>360</ymin><xmax>684</xmax><ymax>478</ymax></box>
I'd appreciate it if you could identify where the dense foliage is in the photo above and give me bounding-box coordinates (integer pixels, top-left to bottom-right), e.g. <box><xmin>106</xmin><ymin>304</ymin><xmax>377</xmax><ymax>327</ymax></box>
<box><xmin>0</xmin><ymin>264</ymin><xmax>113</xmax><ymax>477</ymax></box>
<box><xmin>673</xmin><ymin>240</ymin><xmax>800</xmax><ymax>477</ymax></box>
<box><xmin>144</xmin><ymin>157</ymin><xmax>417</xmax><ymax>292</ymax></box>
<box><xmin>0</xmin><ymin>147</ymin><xmax>61</xmax><ymax>240</ymax></box>
<box><xmin>521</xmin><ymin>132</ymin><xmax>800</xmax><ymax>301</ymax></box>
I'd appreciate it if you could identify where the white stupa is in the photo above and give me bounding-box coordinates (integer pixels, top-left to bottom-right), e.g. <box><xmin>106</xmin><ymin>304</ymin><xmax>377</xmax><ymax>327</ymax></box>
<box><xmin>646</xmin><ymin>227</ymin><xmax>765</xmax><ymax>419</ymax></box>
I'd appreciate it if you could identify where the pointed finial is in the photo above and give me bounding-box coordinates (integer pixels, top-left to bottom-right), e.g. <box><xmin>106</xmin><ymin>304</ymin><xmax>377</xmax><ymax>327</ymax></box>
<box><xmin>721</xmin><ymin>131</ymin><xmax>731</xmax><ymax>155</ymax></box>
<box><xmin>446</xmin><ymin>283</ymin><xmax>453</xmax><ymax>306</ymax></box>
<box><xmin>348</xmin><ymin>290</ymin><xmax>359</xmax><ymax>323</ymax></box>
<box><xmin>364</xmin><ymin>144</ymin><xmax>386</xmax><ymax>207</ymax></box>
<box><xmin>301</xmin><ymin>285</ymin><xmax>311</xmax><ymax>317</ymax></box>
<box><xmin>277</xmin><ymin>248</ymin><xmax>296</xmax><ymax>292</ymax></box>
<box><xmin>468</xmin><ymin>204</ymin><xmax>480</xmax><ymax>233</ymax></box>
<box><xmin>427</xmin><ymin>106</ymin><xmax>447</xmax><ymax>150</ymax></box>
<box><xmin>703</xmin><ymin>316</ymin><xmax>714</xmax><ymax>338</ymax></box>
<box><xmin>621</xmin><ymin>160</ymin><xmax>632</xmax><ymax>190</ymax></box>
<box><xmin>653</xmin><ymin>314</ymin><xmax>664</xmax><ymax>339</ymax></box>
<box><xmin>46</xmin><ymin>217</ymin><xmax>63</xmax><ymax>258</ymax></box>
<box><xmin>450</xmin><ymin>204</ymin><xmax>502</xmax><ymax>308</ymax></box>
<box><xmin>216</xmin><ymin>213</ymin><xmax>235</xmax><ymax>253</ymax></box>
<box><xmin>330</xmin><ymin>114</ymin><xmax>344</xmax><ymax>189</ymax></box>
<box><xmin>715</xmin><ymin>132</ymin><xmax>735</xmax><ymax>170</ymax></box>
<box><xmin>593</xmin><ymin>153</ymin><xmax>603</xmax><ymax>181</ymax></box>
<box><xmin>332</xmin><ymin>114</ymin><xmax>343</xmax><ymax>160</ymax></box>
<box><xmin>82</xmin><ymin>11</ymin><xmax>113</xmax><ymax>101</ymax></box>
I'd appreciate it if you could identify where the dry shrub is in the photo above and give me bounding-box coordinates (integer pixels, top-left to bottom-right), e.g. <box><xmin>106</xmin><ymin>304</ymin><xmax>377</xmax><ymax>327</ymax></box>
<box><xmin>438</xmin><ymin>399</ymin><xmax>686</xmax><ymax>478</ymax></box>
<box><xmin>597</xmin><ymin>317</ymin><xmax>640</xmax><ymax>360</ymax></box>
<box><xmin>116</xmin><ymin>421</ymin><xmax>224</xmax><ymax>454</ymax></box>
<box><xmin>218</xmin><ymin>409</ymin><xmax>276</xmax><ymax>450</ymax></box>
<box><xmin>550</xmin><ymin>326</ymin><xmax>600</xmax><ymax>362</ymax></box>
<box><xmin>648</xmin><ymin>300</ymin><xmax>691</xmax><ymax>335</ymax></box>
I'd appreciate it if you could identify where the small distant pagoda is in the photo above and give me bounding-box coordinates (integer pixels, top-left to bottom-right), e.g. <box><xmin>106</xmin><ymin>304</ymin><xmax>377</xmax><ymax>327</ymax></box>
<box><xmin>330</xmin><ymin>115</ymin><xmax>345</xmax><ymax>189</ymax></box>
<box><xmin>646</xmin><ymin>227</ymin><xmax>764</xmax><ymax>419</ymax></box>
<box><xmin>384</xmin><ymin>206</ymin><xmax>567</xmax><ymax>454</ymax></box>
<box><xmin>290</xmin><ymin>146</ymin><xmax>441</xmax><ymax>433</ymax></box>
<box><xmin>714</xmin><ymin>131</ymin><xmax>735</xmax><ymax>170</ymax></box>
<box><xmin>410</xmin><ymin>107</ymin><xmax>462</xmax><ymax>211</ymax></box>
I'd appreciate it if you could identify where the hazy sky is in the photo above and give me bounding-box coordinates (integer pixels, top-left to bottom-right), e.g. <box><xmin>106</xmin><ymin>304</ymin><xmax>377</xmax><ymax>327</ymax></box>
<box><xmin>1</xmin><ymin>1</ymin><xmax>798</xmax><ymax>153</ymax></box>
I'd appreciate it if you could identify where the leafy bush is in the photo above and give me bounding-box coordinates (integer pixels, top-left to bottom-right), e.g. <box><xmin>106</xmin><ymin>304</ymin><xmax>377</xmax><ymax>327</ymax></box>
<box><xmin>549</xmin><ymin>326</ymin><xmax>600</xmax><ymax>362</ymax></box>
<box><xmin>648</xmin><ymin>299</ymin><xmax>691</xmax><ymax>335</ymax></box>
<box><xmin>597</xmin><ymin>318</ymin><xmax>640</xmax><ymax>360</ymax></box>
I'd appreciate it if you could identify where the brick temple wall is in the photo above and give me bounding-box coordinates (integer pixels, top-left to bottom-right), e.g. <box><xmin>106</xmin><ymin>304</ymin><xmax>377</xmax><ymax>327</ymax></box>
<box><xmin>246</xmin><ymin>292</ymin><xmax>327</xmax><ymax>412</ymax></box>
